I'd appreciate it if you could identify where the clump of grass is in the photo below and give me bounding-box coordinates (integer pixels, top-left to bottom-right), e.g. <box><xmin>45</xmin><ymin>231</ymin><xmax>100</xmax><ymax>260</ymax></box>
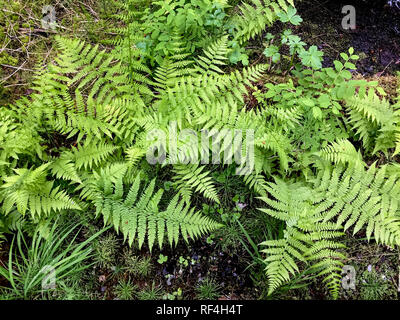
<box><xmin>0</xmin><ymin>290</ymin><xmax>17</xmax><ymax>301</ymax></box>
<box><xmin>114</xmin><ymin>278</ymin><xmax>138</xmax><ymax>300</ymax></box>
<box><xmin>0</xmin><ymin>221</ymin><xmax>104</xmax><ymax>300</ymax></box>
<box><xmin>195</xmin><ymin>278</ymin><xmax>222</xmax><ymax>300</ymax></box>
<box><xmin>122</xmin><ymin>248</ymin><xmax>153</xmax><ymax>278</ymax></box>
<box><xmin>360</xmin><ymin>268</ymin><xmax>395</xmax><ymax>300</ymax></box>
<box><xmin>93</xmin><ymin>233</ymin><xmax>119</xmax><ymax>269</ymax></box>
<box><xmin>137</xmin><ymin>282</ymin><xmax>164</xmax><ymax>300</ymax></box>
<box><xmin>51</xmin><ymin>280</ymin><xmax>91</xmax><ymax>301</ymax></box>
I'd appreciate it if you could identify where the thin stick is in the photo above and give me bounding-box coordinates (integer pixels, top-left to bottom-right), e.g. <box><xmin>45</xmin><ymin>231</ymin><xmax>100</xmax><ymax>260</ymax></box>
<box><xmin>0</xmin><ymin>62</ymin><xmax>32</xmax><ymax>83</ymax></box>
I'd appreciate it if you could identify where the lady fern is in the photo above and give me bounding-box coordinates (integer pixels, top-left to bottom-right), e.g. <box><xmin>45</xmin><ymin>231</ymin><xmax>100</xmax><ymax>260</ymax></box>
<box><xmin>259</xmin><ymin>179</ymin><xmax>345</xmax><ymax>299</ymax></box>
<box><xmin>231</xmin><ymin>0</ymin><xmax>294</xmax><ymax>44</ymax></box>
<box><xmin>93</xmin><ymin>173</ymin><xmax>222</xmax><ymax>250</ymax></box>
<box><xmin>312</xmin><ymin>163</ymin><xmax>400</xmax><ymax>246</ymax></box>
<box><xmin>346</xmin><ymin>91</ymin><xmax>400</xmax><ymax>155</ymax></box>
<box><xmin>259</xmin><ymin>161</ymin><xmax>400</xmax><ymax>297</ymax></box>
<box><xmin>172</xmin><ymin>164</ymin><xmax>220</xmax><ymax>204</ymax></box>
<box><xmin>0</xmin><ymin>163</ymin><xmax>80</xmax><ymax>217</ymax></box>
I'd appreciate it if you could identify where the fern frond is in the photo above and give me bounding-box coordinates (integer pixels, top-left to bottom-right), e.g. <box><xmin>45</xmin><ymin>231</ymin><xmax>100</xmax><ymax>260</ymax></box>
<box><xmin>313</xmin><ymin>163</ymin><xmax>400</xmax><ymax>246</ymax></box>
<box><xmin>70</xmin><ymin>143</ymin><xmax>118</xmax><ymax>170</ymax></box>
<box><xmin>319</xmin><ymin>139</ymin><xmax>364</xmax><ymax>168</ymax></box>
<box><xmin>231</xmin><ymin>0</ymin><xmax>292</xmax><ymax>45</ymax></box>
<box><xmin>0</xmin><ymin>164</ymin><xmax>80</xmax><ymax>217</ymax></box>
<box><xmin>93</xmin><ymin>174</ymin><xmax>221</xmax><ymax>250</ymax></box>
<box><xmin>256</xmin><ymin>130</ymin><xmax>293</xmax><ymax>171</ymax></box>
<box><xmin>48</xmin><ymin>157</ymin><xmax>81</xmax><ymax>184</ymax></box>
<box><xmin>259</xmin><ymin>178</ymin><xmax>345</xmax><ymax>298</ymax></box>
<box><xmin>172</xmin><ymin>164</ymin><xmax>220</xmax><ymax>204</ymax></box>
<box><xmin>346</xmin><ymin>92</ymin><xmax>399</xmax><ymax>155</ymax></box>
<box><xmin>194</xmin><ymin>35</ymin><xmax>228</xmax><ymax>75</ymax></box>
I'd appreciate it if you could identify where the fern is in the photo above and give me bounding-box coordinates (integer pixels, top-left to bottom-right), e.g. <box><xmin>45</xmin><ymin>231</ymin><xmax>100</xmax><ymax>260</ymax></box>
<box><xmin>4</xmin><ymin>1</ymin><xmax>397</xmax><ymax>302</ymax></box>
<box><xmin>259</xmin><ymin>179</ymin><xmax>345</xmax><ymax>298</ymax></box>
<box><xmin>346</xmin><ymin>91</ymin><xmax>400</xmax><ymax>155</ymax></box>
<box><xmin>48</xmin><ymin>157</ymin><xmax>82</xmax><ymax>184</ymax></box>
<box><xmin>53</xmin><ymin>36</ymin><xmax>151</xmax><ymax>102</ymax></box>
<box><xmin>93</xmin><ymin>174</ymin><xmax>222</xmax><ymax>249</ymax></box>
<box><xmin>231</xmin><ymin>0</ymin><xmax>294</xmax><ymax>45</ymax></box>
<box><xmin>171</xmin><ymin>164</ymin><xmax>220</xmax><ymax>204</ymax></box>
<box><xmin>312</xmin><ymin>163</ymin><xmax>400</xmax><ymax>246</ymax></box>
<box><xmin>194</xmin><ymin>35</ymin><xmax>229</xmax><ymax>75</ymax></box>
<box><xmin>0</xmin><ymin>163</ymin><xmax>80</xmax><ymax>217</ymax></box>
<box><xmin>319</xmin><ymin>139</ymin><xmax>364</xmax><ymax>168</ymax></box>
<box><xmin>259</xmin><ymin>159</ymin><xmax>400</xmax><ymax>297</ymax></box>
<box><xmin>69</xmin><ymin>143</ymin><xmax>118</xmax><ymax>170</ymax></box>
<box><xmin>153</xmin><ymin>32</ymin><xmax>194</xmax><ymax>91</ymax></box>
<box><xmin>255</xmin><ymin>129</ymin><xmax>293</xmax><ymax>171</ymax></box>
<box><xmin>242</xmin><ymin>172</ymin><xmax>268</xmax><ymax>196</ymax></box>
<box><xmin>0</xmin><ymin>109</ymin><xmax>43</xmax><ymax>176</ymax></box>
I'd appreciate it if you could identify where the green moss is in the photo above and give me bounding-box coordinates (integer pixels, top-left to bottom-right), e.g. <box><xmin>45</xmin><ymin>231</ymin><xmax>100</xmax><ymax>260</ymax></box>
<box><xmin>11</xmin><ymin>1</ymin><xmax>22</xmax><ymax>11</ymax></box>
<box><xmin>0</xmin><ymin>52</ymin><xmax>18</xmax><ymax>66</ymax></box>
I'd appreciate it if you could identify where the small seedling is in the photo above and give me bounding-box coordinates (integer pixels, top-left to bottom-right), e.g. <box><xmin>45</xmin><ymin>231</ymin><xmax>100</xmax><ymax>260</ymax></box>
<box><xmin>157</xmin><ymin>254</ymin><xmax>168</xmax><ymax>264</ymax></box>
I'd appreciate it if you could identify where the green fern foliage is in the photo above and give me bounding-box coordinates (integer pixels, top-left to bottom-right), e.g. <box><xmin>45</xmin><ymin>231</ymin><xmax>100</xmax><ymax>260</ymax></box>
<box><xmin>259</xmin><ymin>154</ymin><xmax>400</xmax><ymax>297</ymax></box>
<box><xmin>93</xmin><ymin>174</ymin><xmax>221</xmax><ymax>250</ymax></box>
<box><xmin>232</xmin><ymin>0</ymin><xmax>294</xmax><ymax>44</ymax></box>
<box><xmin>0</xmin><ymin>164</ymin><xmax>80</xmax><ymax>217</ymax></box>
<box><xmin>3</xmin><ymin>0</ymin><xmax>400</xmax><ymax>302</ymax></box>
<box><xmin>194</xmin><ymin>35</ymin><xmax>228</xmax><ymax>75</ymax></box>
<box><xmin>259</xmin><ymin>179</ymin><xmax>345</xmax><ymax>298</ymax></box>
<box><xmin>312</xmin><ymin>164</ymin><xmax>400</xmax><ymax>246</ymax></box>
<box><xmin>346</xmin><ymin>91</ymin><xmax>400</xmax><ymax>155</ymax></box>
<box><xmin>172</xmin><ymin>164</ymin><xmax>220</xmax><ymax>204</ymax></box>
<box><xmin>319</xmin><ymin>139</ymin><xmax>364</xmax><ymax>168</ymax></box>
